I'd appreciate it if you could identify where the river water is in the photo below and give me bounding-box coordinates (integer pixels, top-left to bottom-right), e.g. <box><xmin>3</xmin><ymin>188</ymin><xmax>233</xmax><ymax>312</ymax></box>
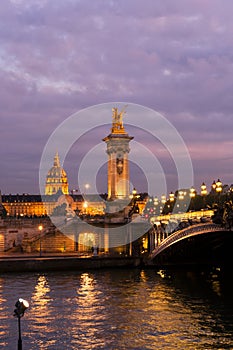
<box><xmin>0</xmin><ymin>267</ymin><xmax>232</xmax><ymax>349</ymax></box>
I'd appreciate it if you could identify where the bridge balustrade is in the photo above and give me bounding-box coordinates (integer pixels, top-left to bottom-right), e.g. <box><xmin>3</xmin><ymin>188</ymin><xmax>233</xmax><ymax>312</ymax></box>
<box><xmin>150</xmin><ymin>223</ymin><xmax>226</xmax><ymax>259</ymax></box>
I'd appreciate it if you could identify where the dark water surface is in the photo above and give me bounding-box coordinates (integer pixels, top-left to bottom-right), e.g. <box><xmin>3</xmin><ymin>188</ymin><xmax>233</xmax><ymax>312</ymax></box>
<box><xmin>0</xmin><ymin>267</ymin><xmax>232</xmax><ymax>349</ymax></box>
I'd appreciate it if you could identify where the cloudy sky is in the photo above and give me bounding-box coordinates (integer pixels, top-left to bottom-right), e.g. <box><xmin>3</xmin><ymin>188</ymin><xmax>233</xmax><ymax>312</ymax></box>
<box><xmin>1</xmin><ymin>0</ymin><xmax>233</xmax><ymax>196</ymax></box>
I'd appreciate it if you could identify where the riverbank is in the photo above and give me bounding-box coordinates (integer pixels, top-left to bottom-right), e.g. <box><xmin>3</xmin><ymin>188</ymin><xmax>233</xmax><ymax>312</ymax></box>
<box><xmin>0</xmin><ymin>254</ymin><xmax>142</xmax><ymax>273</ymax></box>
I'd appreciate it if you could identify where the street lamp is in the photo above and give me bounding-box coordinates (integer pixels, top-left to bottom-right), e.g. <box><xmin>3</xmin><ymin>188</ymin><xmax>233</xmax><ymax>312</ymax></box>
<box><xmin>189</xmin><ymin>186</ymin><xmax>196</xmax><ymax>198</ymax></box>
<box><xmin>178</xmin><ymin>190</ymin><xmax>184</xmax><ymax>200</ymax></box>
<box><xmin>169</xmin><ymin>192</ymin><xmax>175</xmax><ymax>202</ymax></box>
<box><xmin>216</xmin><ymin>179</ymin><xmax>222</xmax><ymax>192</ymax></box>
<box><xmin>212</xmin><ymin>180</ymin><xmax>217</xmax><ymax>192</ymax></box>
<box><xmin>83</xmin><ymin>201</ymin><xmax>88</xmax><ymax>215</ymax></box>
<box><xmin>189</xmin><ymin>187</ymin><xmax>196</xmax><ymax>211</ymax></box>
<box><xmin>201</xmin><ymin>182</ymin><xmax>207</xmax><ymax>208</ymax></box>
<box><xmin>132</xmin><ymin>187</ymin><xmax>137</xmax><ymax>197</ymax></box>
<box><xmin>38</xmin><ymin>225</ymin><xmax>43</xmax><ymax>257</ymax></box>
<box><xmin>14</xmin><ymin>298</ymin><xmax>29</xmax><ymax>350</ymax></box>
<box><xmin>229</xmin><ymin>185</ymin><xmax>233</xmax><ymax>199</ymax></box>
<box><xmin>216</xmin><ymin>179</ymin><xmax>222</xmax><ymax>204</ymax></box>
<box><xmin>201</xmin><ymin>182</ymin><xmax>207</xmax><ymax>196</ymax></box>
<box><xmin>161</xmin><ymin>194</ymin><xmax>166</xmax><ymax>204</ymax></box>
<box><xmin>130</xmin><ymin>188</ymin><xmax>140</xmax><ymax>215</ymax></box>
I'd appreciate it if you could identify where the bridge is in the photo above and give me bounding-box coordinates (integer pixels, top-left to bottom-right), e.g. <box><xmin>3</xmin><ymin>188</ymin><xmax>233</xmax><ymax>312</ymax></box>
<box><xmin>148</xmin><ymin>222</ymin><xmax>233</xmax><ymax>268</ymax></box>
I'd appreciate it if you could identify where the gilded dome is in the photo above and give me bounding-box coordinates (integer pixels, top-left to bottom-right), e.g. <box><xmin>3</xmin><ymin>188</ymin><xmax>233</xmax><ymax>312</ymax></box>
<box><xmin>45</xmin><ymin>153</ymin><xmax>69</xmax><ymax>195</ymax></box>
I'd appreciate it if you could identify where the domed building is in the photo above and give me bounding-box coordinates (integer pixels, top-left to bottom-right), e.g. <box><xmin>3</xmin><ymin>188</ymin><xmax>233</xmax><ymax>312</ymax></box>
<box><xmin>45</xmin><ymin>153</ymin><xmax>69</xmax><ymax>195</ymax></box>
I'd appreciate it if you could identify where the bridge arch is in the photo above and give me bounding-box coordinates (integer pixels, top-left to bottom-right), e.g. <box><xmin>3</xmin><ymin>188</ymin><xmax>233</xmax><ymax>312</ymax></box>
<box><xmin>149</xmin><ymin>223</ymin><xmax>231</xmax><ymax>267</ymax></box>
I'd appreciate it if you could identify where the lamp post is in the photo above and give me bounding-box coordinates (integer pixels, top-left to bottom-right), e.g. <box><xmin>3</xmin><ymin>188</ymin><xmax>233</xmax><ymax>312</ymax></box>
<box><xmin>169</xmin><ymin>192</ymin><xmax>175</xmax><ymax>202</ymax></box>
<box><xmin>189</xmin><ymin>187</ymin><xmax>196</xmax><ymax>199</ymax></box>
<box><xmin>83</xmin><ymin>201</ymin><xmax>88</xmax><ymax>215</ymax></box>
<box><xmin>14</xmin><ymin>298</ymin><xmax>29</xmax><ymax>350</ymax></box>
<box><xmin>178</xmin><ymin>190</ymin><xmax>184</xmax><ymax>200</ymax></box>
<box><xmin>130</xmin><ymin>188</ymin><xmax>140</xmax><ymax>215</ymax></box>
<box><xmin>132</xmin><ymin>187</ymin><xmax>137</xmax><ymax>198</ymax></box>
<box><xmin>161</xmin><ymin>194</ymin><xmax>166</xmax><ymax>204</ymax></box>
<box><xmin>38</xmin><ymin>225</ymin><xmax>43</xmax><ymax>257</ymax></box>
<box><xmin>160</xmin><ymin>194</ymin><xmax>167</xmax><ymax>214</ymax></box>
<box><xmin>189</xmin><ymin>186</ymin><xmax>196</xmax><ymax>211</ymax></box>
<box><xmin>216</xmin><ymin>179</ymin><xmax>222</xmax><ymax>191</ymax></box>
<box><xmin>229</xmin><ymin>185</ymin><xmax>233</xmax><ymax>201</ymax></box>
<box><xmin>212</xmin><ymin>180</ymin><xmax>217</xmax><ymax>192</ymax></box>
<box><xmin>216</xmin><ymin>178</ymin><xmax>222</xmax><ymax>204</ymax></box>
<box><xmin>201</xmin><ymin>182</ymin><xmax>207</xmax><ymax>196</ymax></box>
<box><xmin>153</xmin><ymin>196</ymin><xmax>159</xmax><ymax>215</ymax></box>
<box><xmin>201</xmin><ymin>182</ymin><xmax>207</xmax><ymax>208</ymax></box>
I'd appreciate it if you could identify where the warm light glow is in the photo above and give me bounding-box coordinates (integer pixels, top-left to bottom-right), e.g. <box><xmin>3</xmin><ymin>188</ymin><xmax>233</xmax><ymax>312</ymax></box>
<box><xmin>216</xmin><ymin>179</ymin><xmax>222</xmax><ymax>187</ymax></box>
<box><xmin>38</xmin><ymin>225</ymin><xmax>43</xmax><ymax>231</ymax></box>
<box><xmin>212</xmin><ymin>180</ymin><xmax>216</xmax><ymax>190</ymax></box>
<box><xmin>142</xmin><ymin>236</ymin><xmax>148</xmax><ymax>251</ymax></box>
<box><xmin>76</xmin><ymin>273</ymin><xmax>96</xmax><ymax>309</ymax></box>
<box><xmin>178</xmin><ymin>191</ymin><xmax>184</xmax><ymax>200</ymax></box>
<box><xmin>201</xmin><ymin>182</ymin><xmax>207</xmax><ymax>196</ymax></box>
<box><xmin>78</xmin><ymin>232</ymin><xmax>97</xmax><ymax>252</ymax></box>
<box><xmin>30</xmin><ymin>276</ymin><xmax>52</xmax><ymax>330</ymax></box>
<box><xmin>189</xmin><ymin>187</ymin><xmax>196</xmax><ymax>198</ymax></box>
<box><xmin>19</xmin><ymin>298</ymin><xmax>29</xmax><ymax>309</ymax></box>
<box><xmin>14</xmin><ymin>298</ymin><xmax>29</xmax><ymax>317</ymax></box>
<box><xmin>216</xmin><ymin>178</ymin><xmax>222</xmax><ymax>193</ymax></box>
<box><xmin>216</xmin><ymin>185</ymin><xmax>222</xmax><ymax>193</ymax></box>
<box><xmin>84</xmin><ymin>183</ymin><xmax>90</xmax><ymax>190</ymax></box>
<box><xmin>32</xmin><ymin>276</ymin><xmax>50</xmax><ymax>307</ymax></box>
<box><xmin>161</xmin><ymin>195</ymin><xmax>166</xmax><ymax>204</ymax></box>
<box><xmin>169</xmin><ymin>192</ymin><xmax>175</xmax><ymax>202</ymax></box>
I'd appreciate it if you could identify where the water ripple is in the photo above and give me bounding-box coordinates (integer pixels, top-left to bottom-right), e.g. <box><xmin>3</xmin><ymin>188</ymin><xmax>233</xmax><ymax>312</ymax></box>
<box><xmin>0</xmin><ymin>269</ymin><xmax>232</xmax><ymax>349</ymax></box>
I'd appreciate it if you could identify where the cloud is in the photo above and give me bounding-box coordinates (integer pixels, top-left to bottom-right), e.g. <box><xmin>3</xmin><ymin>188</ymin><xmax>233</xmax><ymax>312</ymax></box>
<box><xmin>0</xmin><ymin>0</ymin><xmax>233</xmax><ymax>194</ymax></box>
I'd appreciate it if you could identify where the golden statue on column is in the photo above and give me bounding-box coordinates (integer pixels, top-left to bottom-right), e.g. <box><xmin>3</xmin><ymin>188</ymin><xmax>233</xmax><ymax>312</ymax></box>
<box><xmin>111</xmin><ymin>106</ymin><xmax>127</xmax><ymax>133</ymax></box>
<box><xmin>103</xmin><ymin>105</ymin><xmax>133</xmax><ymax>200</ymax></box>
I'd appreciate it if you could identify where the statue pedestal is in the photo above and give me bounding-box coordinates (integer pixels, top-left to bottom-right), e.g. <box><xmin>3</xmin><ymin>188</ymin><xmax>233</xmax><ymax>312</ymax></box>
<box><xmin>105</xmin><ymin>200</ymin><xmax>131</xmax><ymax>223</ymax></box>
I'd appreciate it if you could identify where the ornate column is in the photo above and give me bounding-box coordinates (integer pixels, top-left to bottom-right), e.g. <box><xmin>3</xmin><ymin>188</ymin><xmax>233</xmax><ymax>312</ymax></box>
<box><xmin>103</xmin><ymin>107</ymin><xmax>133</xmax><ymax>201</ymax></box>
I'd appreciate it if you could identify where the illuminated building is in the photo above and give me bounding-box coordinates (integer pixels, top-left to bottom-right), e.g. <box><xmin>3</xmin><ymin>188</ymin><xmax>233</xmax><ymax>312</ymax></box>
<box><xmin>2</xmin><ymin>153</ymin><xmax>70</xmax><ymax>217</ymax></box>
<box><xmin>2</xmin><ymin>194</ymin><xmax>51</xmax><ymax>217</ymax></box>
<box><xmin>1</xmin><ymin>108</ymin><xmax>138</xmax><ymax>220</ymax></box>
<box><xmin>1</xmin><ymin>193</ymin><xmax>107</xmax><ymax>217</ymax></box>
<box><xmin>103</xmin><ymin>107</ymin><xmax>133</xmax><ymax>200</ymax></box>
<box><xmin>45</xmin><ymin>152</ymin><xmax>69</xmax><ymax>195</ymax></box>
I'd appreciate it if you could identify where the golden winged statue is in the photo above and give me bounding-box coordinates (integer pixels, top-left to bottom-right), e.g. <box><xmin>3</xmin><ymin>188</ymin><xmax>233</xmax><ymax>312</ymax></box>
<box><xmin>111</xmin><ymin>105</ymin><xmax>128</xmax><ymax>133</ymax></box>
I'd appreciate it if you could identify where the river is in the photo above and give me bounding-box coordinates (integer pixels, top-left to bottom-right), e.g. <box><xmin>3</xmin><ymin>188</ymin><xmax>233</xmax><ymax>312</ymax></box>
<box><xmin>0</xmin><ymin>267</ymin><xmax>232</xmax><ymax>349</ymax></box>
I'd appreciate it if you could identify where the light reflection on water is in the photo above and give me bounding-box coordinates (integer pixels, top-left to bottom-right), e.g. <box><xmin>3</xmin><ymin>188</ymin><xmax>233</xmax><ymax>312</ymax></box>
<box><xmin>0</xmin><ymin>268</ymin><xmax>232</xmax><ymax>349</ymax></box>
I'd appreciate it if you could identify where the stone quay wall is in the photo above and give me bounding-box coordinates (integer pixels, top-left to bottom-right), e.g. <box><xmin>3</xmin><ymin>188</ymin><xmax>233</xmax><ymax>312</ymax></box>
<box><xmin>0</xmin><ymin>256</ymin><xmax>142</xmax><ymax>273</ymax></box>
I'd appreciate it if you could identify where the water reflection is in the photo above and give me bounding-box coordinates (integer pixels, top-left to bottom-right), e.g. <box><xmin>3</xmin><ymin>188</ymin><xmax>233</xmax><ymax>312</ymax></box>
<box><xmin>0</xmin><ymin>277</ymin><xmax>7</xmax><ymax>308</ymax></box>
<box><xmin>28</xmin><ymin>274</ymin><xmax>54</xmax><ymax>347</ymax></box>
<box><xmin>0</xmin><ymin>277</ymin><xmax>8</xmax><ymax>348</ymax></box>
<box><xmin>72</xmin><ymin>273</ymin><xmax>106</xmax><ymax>349</ymax></box>
<box><xmin>0</xmin><ymin>269</ymin><xmax>232</xmax><ymax>349</ymax></box>
<box><xmin>153</xmin><ymin>268</ymin><xmax>233</xmax><ymax>349</ymax></box>
<box><xmin>32</xmin><ymin>275</ymin><xmax>51</xmax><ymax>308</ymax></box>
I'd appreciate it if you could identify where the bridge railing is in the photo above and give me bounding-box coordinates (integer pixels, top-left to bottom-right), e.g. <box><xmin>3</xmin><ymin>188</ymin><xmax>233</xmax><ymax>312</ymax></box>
<box><xmin>150</xmin><ymin>223</ymin><xmax>226</xmax><ymax>259</ymax></box>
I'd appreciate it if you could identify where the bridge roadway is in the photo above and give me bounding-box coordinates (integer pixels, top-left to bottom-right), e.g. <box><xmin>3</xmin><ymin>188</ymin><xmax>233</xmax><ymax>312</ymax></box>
<box><xmin>149</xmin><ymin>223</ymin><xmax>233</xmax><ymax>268</ymax></box>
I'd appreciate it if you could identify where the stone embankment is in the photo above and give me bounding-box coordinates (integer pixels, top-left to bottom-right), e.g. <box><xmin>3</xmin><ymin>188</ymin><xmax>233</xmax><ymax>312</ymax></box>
<box><xmin>0</xmin><ymin>255</ymin><xmax>142</xmax><ymax>273</ymax></box>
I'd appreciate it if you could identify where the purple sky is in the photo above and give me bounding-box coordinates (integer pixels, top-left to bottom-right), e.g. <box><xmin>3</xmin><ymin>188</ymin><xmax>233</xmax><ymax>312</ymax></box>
<box><xmin>1</xmin><ymin>0</ymin><xmax>233</xmax><ymax>196</ymax></box>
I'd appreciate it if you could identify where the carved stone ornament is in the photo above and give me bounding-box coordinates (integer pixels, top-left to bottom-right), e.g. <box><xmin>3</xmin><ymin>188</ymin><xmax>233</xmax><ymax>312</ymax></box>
<box><xmin>116</xmin><ymin>158</ymin><xmax>123</xmax><ymax>175</ymax></box>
